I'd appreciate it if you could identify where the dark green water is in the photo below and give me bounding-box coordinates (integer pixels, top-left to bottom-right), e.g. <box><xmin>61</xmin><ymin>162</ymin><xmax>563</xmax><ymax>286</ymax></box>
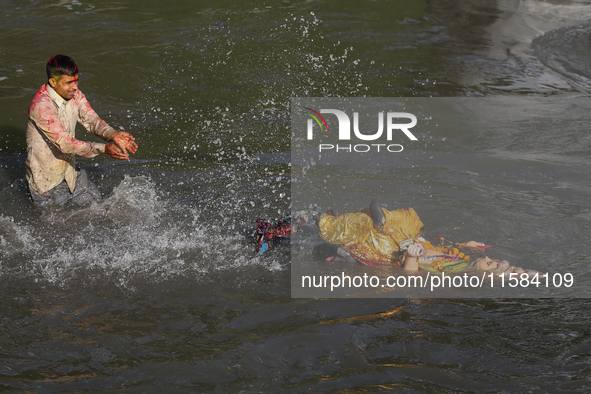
<box><xmin>1</xmin><ymin>0</ymin><xmax>591</xmax><ymax>392</ymax></box>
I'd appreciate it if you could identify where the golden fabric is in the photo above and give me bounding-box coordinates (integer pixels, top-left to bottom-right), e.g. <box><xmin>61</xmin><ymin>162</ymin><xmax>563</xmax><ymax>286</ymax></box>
<box><xmin>318</xmin><ymin>207</ymin><xmax>424</xmax><ymax>265</ymax></box>
<box><xmin>318</xmin><ymin>206</ymin><xmax>541</xmax><ymax>277</ymax></box>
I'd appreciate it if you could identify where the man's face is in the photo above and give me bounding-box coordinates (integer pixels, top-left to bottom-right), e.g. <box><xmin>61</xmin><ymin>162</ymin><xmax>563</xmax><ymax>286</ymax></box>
<box><xmin>49</xmin><ymin>74</ymin><xmax>78</xmax><ymax>100</ymax></box>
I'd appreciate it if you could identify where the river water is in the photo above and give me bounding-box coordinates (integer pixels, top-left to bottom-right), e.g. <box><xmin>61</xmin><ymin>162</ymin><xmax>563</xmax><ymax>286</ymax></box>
<box><xmin>1</xmin><ymin>0</ymin><xmax>591</xmax><ymax>392</ymax></box>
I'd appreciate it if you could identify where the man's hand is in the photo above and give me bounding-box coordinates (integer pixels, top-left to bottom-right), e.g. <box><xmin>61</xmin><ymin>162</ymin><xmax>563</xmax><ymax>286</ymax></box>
<box><xmin>112</xmin><ymin>132</ymin><xmax>138</xmax><ymax>157</ymax></box>
<box><xmin>105</xmin><ymin>143</ymin><xmax>129</xmax><ymax>160</ymax></box>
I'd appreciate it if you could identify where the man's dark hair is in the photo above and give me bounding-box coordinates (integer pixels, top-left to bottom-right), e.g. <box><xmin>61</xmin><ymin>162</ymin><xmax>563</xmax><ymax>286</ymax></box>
<box><xmin>46</xmin><ymin>55</ymin><xmax>78</xmax><ymax>80</ymax></box>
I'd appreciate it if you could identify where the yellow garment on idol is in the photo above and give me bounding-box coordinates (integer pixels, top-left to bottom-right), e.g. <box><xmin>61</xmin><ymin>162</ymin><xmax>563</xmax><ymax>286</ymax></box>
<box><xmin>318</xmin><ymin>207</ymin><xmax>424</xmax><ymax>265</ymax></box>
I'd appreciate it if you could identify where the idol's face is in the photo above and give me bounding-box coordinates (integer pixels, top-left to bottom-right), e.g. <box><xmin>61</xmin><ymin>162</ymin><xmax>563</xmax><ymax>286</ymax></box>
<box><xmin>478</xmin><ymin>257</ymin><xmax>499</xmax><ymax>271</ymax></box>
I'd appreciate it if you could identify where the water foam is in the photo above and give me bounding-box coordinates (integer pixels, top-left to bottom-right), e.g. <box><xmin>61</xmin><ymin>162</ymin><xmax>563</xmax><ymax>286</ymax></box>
<box><xmin>1</xmin><ymin>176</ymin><xmax>285</xmax><ymax>289</ymax></box>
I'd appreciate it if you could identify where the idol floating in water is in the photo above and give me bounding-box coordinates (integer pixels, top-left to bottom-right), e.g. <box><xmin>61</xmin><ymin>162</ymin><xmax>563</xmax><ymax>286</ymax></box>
<box><xmin>317</xmin><ymin>200</ymin><xmax>543</xmax><ymax>278</ymax></box>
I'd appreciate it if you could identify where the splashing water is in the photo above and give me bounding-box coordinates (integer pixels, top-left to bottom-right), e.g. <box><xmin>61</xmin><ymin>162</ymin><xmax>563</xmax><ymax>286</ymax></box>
<box><xmin>1</xmin><ymin>175</ymin><xmax>284</xmax><ymax>290</ymax></box>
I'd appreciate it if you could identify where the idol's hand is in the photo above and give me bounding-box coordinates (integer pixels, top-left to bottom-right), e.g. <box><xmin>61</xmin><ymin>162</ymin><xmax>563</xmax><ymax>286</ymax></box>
<box><xmin>407</xmin><ymin>244</ymin><xmax>425</xmax><ymax>257</ymax></box>
<box><xmin>465</xmin><ymin>241</ymin><xmax>491</xmax><ymax>250</ymax></box>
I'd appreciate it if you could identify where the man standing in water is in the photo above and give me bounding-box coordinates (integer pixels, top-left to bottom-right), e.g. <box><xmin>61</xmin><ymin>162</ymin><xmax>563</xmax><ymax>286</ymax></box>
<box><xmin>26</xmin><ymin>55</ymin><xmax>138</xmax><ymax>206</ymax></box>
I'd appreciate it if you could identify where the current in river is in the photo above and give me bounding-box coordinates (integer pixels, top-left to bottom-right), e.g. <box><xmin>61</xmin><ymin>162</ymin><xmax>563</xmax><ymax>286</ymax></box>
<box><xmin>1</xmin><ymin>0</ymin><xmax>591</xmax><ymax>392</ymax></box>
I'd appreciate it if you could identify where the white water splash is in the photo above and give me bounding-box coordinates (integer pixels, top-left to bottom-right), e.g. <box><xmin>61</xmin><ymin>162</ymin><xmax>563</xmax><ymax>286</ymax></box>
<box><xmin>1</xmin><ymin>176</ymin><xmax>285</xmax><ymax>288</ymax></box>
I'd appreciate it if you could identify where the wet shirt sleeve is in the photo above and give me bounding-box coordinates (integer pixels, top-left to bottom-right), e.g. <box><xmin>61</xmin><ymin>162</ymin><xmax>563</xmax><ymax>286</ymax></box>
<box><xmin>77</xmin><ymin>92</ymin><xmax>118</xmax><ymax>142</ymax></box>
<box><xmin>29</xmin><ymin>98</ymin><xmax>105</xmax><ymax>158</ymax></box>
